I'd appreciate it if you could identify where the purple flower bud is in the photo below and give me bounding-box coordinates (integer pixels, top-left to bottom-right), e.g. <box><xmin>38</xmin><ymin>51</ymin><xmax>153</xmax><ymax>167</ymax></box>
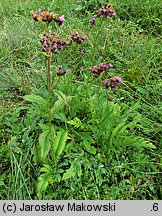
<box><xmin>102</xmin><ymin>8</ymin><xmax>107</xmax><ymax>13</ymax></box>
<box><xmin>110</xmin><ymin>82</ymin><xmax>115</xmax><ymax>88</ymax></box>
<box><xmin>59</xmin><ymin>46</ymin><xmax>63</xmax><ymax>50</ymax></box>
<box><xmin>89</xmin><ymin>17</ymin><xmax>96</xmax><ymax>24</ymax></box>
<box><xmin>38</xmin><ymin>9</ymin><xmax>42</xmax><ymax>15</ymax></box>
<box><xmin>116</xmin><ymin>77</ymin><xmax>122</xmax><ymax>83</ymax></box>
<box><xmin>51</xmin><ymin>43</ymin><xmax>57</xmax><ymax>51</ymax></box>
<box><xmin>115</xmin><ymin>86</ymin><xmax>119</xmax><ymax>89</ymax></box>
<box><xmin>94</xmin><ymin>73</ymin><xmax>99</xmax><ymax>77</ymax></box>
<box><xmin>58</xmin><ymin>65</ymin><xmax>62</xmax><ymax>70</ymax></box>
<box><xmin>111</xmin><ymin>11</ymin><xmax>116</xmax><ymax>16</ymax></box>
<box><xmin>103</xmin><ymin>79</ymin><xmax>108</xmax><ymax>85</ymax></box>
<box><xmin>42</xmin><ymin>36</ymin><xmax>46</xmax><ymax>40</ymax></box>
<box><xmin>71</xmin><ymin>32</ymin><xmax>75</xmax><ymax>37</ymax></box>
<box><xmin>59</xmin><ymin>40</ymin><xmax>66</xmax><ymax>45</ymax></box>
<box><xmin>59</xmin><ymin>16</ymin><xmax>64</xmax><ymax>23</ymax></box>
<box><xmin>82</xmin><ymin>35</ymin><xmax>88</xmax><ymax>40</ymax></box>
<box><xmin>65</xmin><ymin>69</ymin><xmax>69</xmax><ymax>73</ymax></box>
<box><xmin>96</xmin><ymin>11</ymin><xmax>100</xmax><ymax>15</ymax></box>
<box><xmin>90</xmin><ymin>68</ymin><xmax>95</xmax><ymax>73</ymax></box>
<box><xmin>108</xmin><ymin>64</ymin><xmax>113</xmax><ymax>68</ymax></box>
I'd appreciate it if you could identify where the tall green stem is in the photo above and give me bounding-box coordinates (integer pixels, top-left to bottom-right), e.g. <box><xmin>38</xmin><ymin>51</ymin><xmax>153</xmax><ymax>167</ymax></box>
<box><xmin>46</xmin><ymin>24</ymin><xmax>52</xmax><ymax>136</ymax></box>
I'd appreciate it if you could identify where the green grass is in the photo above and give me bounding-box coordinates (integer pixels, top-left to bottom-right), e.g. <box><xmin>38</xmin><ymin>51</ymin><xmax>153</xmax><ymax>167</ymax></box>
<box><xmin>0</xmin><ymin>0</ymin><xmax>161</xmax><ymax>200</ymax></box>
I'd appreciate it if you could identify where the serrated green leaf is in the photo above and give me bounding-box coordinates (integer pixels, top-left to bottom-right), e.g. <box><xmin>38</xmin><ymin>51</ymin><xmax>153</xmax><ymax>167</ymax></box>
<box><xmin>126</xmin><ymin>115</ymin><xmax>142</xmax><ymax>129</ymax></box>
<box><xmin>131</xmin><ymin>100</ymin><xmax>141</xmax><ymax>110</ymax></box>
<box><xmin>64</xmin><ymin>141</ymin><xmax>75</xmax><ymax>153</ymax></box>
<box><xmin>116</xmin><ymin>136</ymin><xmax>156</xmax><ymax>149</ymax></box>
<box><xmin>83</xmin><ymin>139</ymin><xmax>96</xmax><ymax>155</ymax></box>
<box><xmin>40</xmin><ymin>164</ymin><xmax>52</xmax><ymax>173</ymax></box>
<box><xmin>36</xmin><ymin>51</ymin><xmax>49</xmax><ymax>57</ymax></box>
<box><xmin>110</xmin><ymin>122</ymin><xmax>126</xmax><ymax>146</ymax></box>
<box><xmin>52</xmin><ymin>129</ymin><xmax>68</xmax><ymax>164</ymax></box>
<box><xmin>32</xmin><ymin>144</ymin><xmax>41</xmax><ymax>163</ymax></box>
<box><xmin>62</xmin><ymin>163</ymin><xmax>76</xmax><ymax>180</ymax></box>
<box><xmin>54</xmin><ymin>90</ymin><xmax>67</xmax><ymax>103</ymax></box>
<box><xmin>55</xmin><ymin>130</ymin><xmax>68</xmax><ymax>160</ymax></box>
<box><xmin>53</xmin><ymin>113</ymin><xmax>67</xmax><ymax>122</ymax></box>
<box><xmin>23</xmin><ymin>95</ymin><xmax>47</xmax><ymax>107</ymax></box>
<box><xmin>37</xmin><ymin>172</ymin><xmax>51</xmax><ymax>199</ymax></box>
<box><xmin>67</xmin><ymin>117</ymin><xmax>83</xmax><ymax>128</ymax></box>
<box><xmin>39</xmin><ymin>123</ymin><xmax>50</xmax><ymax>131</ymax></box>
<box><xmin>138</xmin><ymin>140</ymin><xmax>156</xmax><ymax>149</ymax></box>
<box><xmin>39</xmin><ymin>129</ymin><xmax>50</xmax><ymax>161</ymax></box>
<box><xmin>51</xmin><ymin>100</ymin><xmax>65</xmax><ymax>115</ymax></box>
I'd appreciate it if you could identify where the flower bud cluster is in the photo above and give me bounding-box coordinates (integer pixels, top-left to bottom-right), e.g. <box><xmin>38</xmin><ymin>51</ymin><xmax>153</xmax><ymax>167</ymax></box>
<box><xmin>38</xmin><ymin>33</ymin><xmax>72</xmax><ymax>54</ymax></box>
<box><xmin>103</xmin><ymin>77</ymin><xmax>122</xmax><ymax>89</ymax></box>
<box><xmin>90</xmin><ymin>62</ymin><xmax>122</xmax><ymax>90</ymax></box>
<box><xmin>56</xmin><ymin>65</ymin><xmax>69</xmax><ymax>76</ymax></box>
<box><xmin>32</xmin><ymin>8</ymin><xmax>64</xmax><ymax>25</ymax></box>
<box><xmin>89</xmin><ymin>17</ymin><xmax>96</xmax><ymax>25</ymax></box>
<box><xmin>90</xmin><ymin>62</ymin><xmax>113</xmax><ymax>78</ymax></box>
<box><xmin>71</xmin><ymin>33</ymin><xmax>88</xmax><ymax>44</ymax></box>
<box><xmin>96</xmin><ymin>4</ymin><xmax>116</xmax><ymax>18</ymax></box>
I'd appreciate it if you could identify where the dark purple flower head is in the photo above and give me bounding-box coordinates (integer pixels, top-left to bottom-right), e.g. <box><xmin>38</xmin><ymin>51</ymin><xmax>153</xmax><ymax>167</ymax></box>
<box><xmin>111</xmin><ymin>11</ymin><xmax>116</xmax><ymax>16</ymax></box>
<box><xmin>90</xmin><ymin>62</ymin><xmax>113</xmax><ymax>77</ymax></box>
<box><xmin>116</xmin><ymin>77</ymin><xmax>122</xmax><ymax>83</ymax></box>
<box><xmin>89</xmin><ymin>17</ymin><xmax>96</xmax><ymax>24</ymax></box>
<box><xmin>57</xmin><ymin>65</ymin><xmax>69</xmax><ymax>76</ymax></box>
<box><xmin>58</xmin><ymin>40</ymin><xmax>66</xmax><ymax>45</ymax></box>
<box><xmin>103</xmin><ymin>76</ymin><xmax>122</xmax><ymax>90</ymax></box>
<box><xmin>96</xmin><ymin>4</ymin><xmax>116</xmax><ymax>19</ymax></box>
<box><xmin>100</xmin><ymin>62</ymin><xmax>107</xmax><ymax>70</ymax></box>
<box><xmin>108</xmin><ymin>63</ymin><xmax>113</xmax><ymax>68</ymax></box>
<box><xmin>90</xmin><ymin>65</ymin><xmax>98</xmax><ymax>73</ymax></box>
<box><xmin>94</xmin><ymin>73</ymin><xmax>99</xmax><ymax>77</ymax></box>
<box><xmin>91</xmin><ymin>17</ymin><xmax>96</xmax><ymax>22</ymax></box>
<box><xmin>90</xmin><ymin>68</ymin><xmax>95</xmax><ymax>73</ymax></box>
<box><xmin>102</xmin><ymin>8</ymin><xmax>107</xmax><ymax>13</ymax></box>
<box><xmin>59</xmin><ymin>16</ymin><xmax>64</xmax><ymax>23</ymax></box>
<box><xmin>54</xmin><ymin>15</ymin><xmax>65</xmax><ymax>26</ymax></box>
<box><xmin>65</xmin><ymin>69</ymin><xmax>69</xmax><ymax>73</ymax></box>
<box><xmin>58</xmin><ymin>65</ymin><xmax>62</xmax><ymax>70</ymax></box>
<box><xmin>71</xmin><ymin>33</ymin><xmax>79</xmax><ymax>42</ymax></box>
<box><xmin>59</xmin><ymin>45</ymin><xmax>64</xmax><ymax>50</ymax></box>
<box><xmin>103</xmin><ymin>79</ymin><xmax>108</xmax><ymax>85</ymax></box>
<box><xmin>42</xmin><ymin>35</ymin><xmax>47</xmax><ymax>40</ymax></box>
<box><xmin>72</xmin><ymin>32</ymin><xmax>88</xmax><ymax>44</ymax></box>
<box><xmin>51</xmin><ymin>43</ymin><xmax>57</xmax><ymax>51</ymax></box>
<box><xmin>82</xmin><ymin>35</ymin><xmax>88</xmax><ymax>41</ymax></box>
<box><xmin>115</xmin><ymin>85</ymin><xmax>119</xmax><ymax>89</ymax></box>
